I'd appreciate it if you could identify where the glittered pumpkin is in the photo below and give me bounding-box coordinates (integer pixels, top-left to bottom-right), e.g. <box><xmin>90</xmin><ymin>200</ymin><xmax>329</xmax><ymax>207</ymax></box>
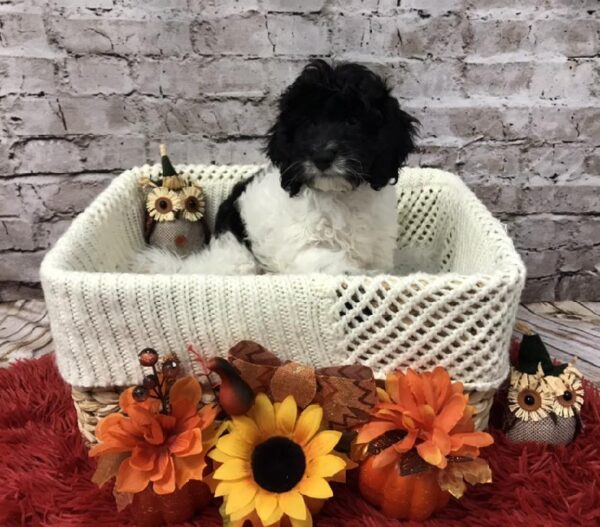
<box><xmin>358</xmin><ymin>455</ymin><xmax>450</xmax><ymax>521</ymax></box>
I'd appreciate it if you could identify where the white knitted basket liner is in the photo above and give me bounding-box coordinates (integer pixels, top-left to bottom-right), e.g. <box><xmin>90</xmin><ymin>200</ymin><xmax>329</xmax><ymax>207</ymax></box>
<box><xmin>41</xmin><ymin>165</ymin><xmax>525</xmax><ymax>391</ymax></box>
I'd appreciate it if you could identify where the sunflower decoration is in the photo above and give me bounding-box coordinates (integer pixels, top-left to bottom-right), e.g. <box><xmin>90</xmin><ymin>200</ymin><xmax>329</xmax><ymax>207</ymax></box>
<box><xmin>139</xmin><ymin>144</ymin><xmax>210</xmax><ymax>256</ymax></box>
<box><xmin>146</xmin><ymin>186</ymin><xmax>181</xmax><ymax>222</ymax></box>
<box><xmin>353</xmin><ymin>367</ymin><xmax>494</xmax><ymax>520</ymax></box>
<box><xmin>209</xmin><ymin>393</ymin><xmax>348</xmax><ymax>527</ymax></box>
<box><xmin>503</xmin><ymin>329</ymin><xmax>585</xmax><ymax>445</ymax></box>
<box><xmin>547</xmin><ymin>364</ymin><xmax>584</xmax><ymax>418</ymax></box>
<box><xmin>507</xmin><ymin>366</ymin><xmax>553</xmax><ymax>422</ymax></box>
<box><xmin>180</xmin><ymin>185</ymin><xmax>206</xmax><ymax>222</ymax></box>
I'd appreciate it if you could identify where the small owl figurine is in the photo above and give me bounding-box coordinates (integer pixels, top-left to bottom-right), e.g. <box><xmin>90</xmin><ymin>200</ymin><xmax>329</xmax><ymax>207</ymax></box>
<box><xmin>141</xmin><ymin>145</ymin><xmax>209</xmax><ymax>256</ymax></box>
<box><xmin>504</xmin><ymin>332</ymin><xmax>584</xmax><ymax>445</ymax></box>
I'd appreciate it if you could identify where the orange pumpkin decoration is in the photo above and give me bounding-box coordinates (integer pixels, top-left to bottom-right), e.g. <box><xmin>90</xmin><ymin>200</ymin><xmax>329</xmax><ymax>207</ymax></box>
<box><xmin>354</xmin><ymin>368</ymin><xmax>494</xmax><ymax>521</ymax></box>
<box><xmin>128</xmin><ymin>480</ymin><xmax>212</xmax><ymax>527</ymax></box>
<box><xmin>358</xmin><ymin>455</ymin><xmax>450</xmax><ymax>521</ymax></box>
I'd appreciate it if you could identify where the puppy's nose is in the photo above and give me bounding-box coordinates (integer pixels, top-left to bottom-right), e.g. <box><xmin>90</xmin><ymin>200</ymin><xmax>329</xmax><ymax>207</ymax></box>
<box><xmin>312</xmin><ymin>148</ymin><xmax>337</xmax><ymax>170</ymax></box>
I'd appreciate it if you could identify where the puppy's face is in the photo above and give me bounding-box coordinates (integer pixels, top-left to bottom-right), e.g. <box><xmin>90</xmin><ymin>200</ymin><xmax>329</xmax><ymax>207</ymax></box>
<box><xmin>266</xmin><ymin>60</ymin><xmax>418</xmax><ymax>196</ymax></box>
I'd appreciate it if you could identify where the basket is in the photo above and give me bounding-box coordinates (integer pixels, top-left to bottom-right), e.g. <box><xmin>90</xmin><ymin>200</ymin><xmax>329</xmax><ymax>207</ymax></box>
<box><xmin>41</xmin><ymin>165</ymin><xmax>525</xmax><ymax>438</ymax></box>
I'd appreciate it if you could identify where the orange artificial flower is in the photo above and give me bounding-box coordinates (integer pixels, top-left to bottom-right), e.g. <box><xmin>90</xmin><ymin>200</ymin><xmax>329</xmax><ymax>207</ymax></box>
<box><xmin>90</xmin><ymin>376</ymin><xmax>220</xmax><ymax>495</ymax></box>
<box><xmin>356</xmin><ymin>367</ymin><xmax>493</xmax><ymax>470</ymax></box>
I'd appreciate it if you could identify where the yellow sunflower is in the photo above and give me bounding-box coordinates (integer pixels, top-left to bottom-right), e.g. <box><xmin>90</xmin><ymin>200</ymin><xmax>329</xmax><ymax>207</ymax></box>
<box><xmin>180</xmin><ymin>186</ymin><xmax>206</xmax><ymax>222</ymax></box>
<box><xmin>146</xmin><ymin>187</ymin><xmax>181</xmax><ymax>222</ymax></box>
<box><xmin>209</xmin><ymin>393</ymin><xmax>347</xmax><ymax>527</ymax></box>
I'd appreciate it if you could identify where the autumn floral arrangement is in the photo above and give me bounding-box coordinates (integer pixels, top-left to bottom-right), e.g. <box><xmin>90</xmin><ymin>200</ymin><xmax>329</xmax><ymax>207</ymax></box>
<box><xmin>354</xmin><ymin>367</ymin><xmax>494</xmax><ymax>521</ymax></box>
<box><xmin>89</xmin><ymin>342</ymin><xmax>495</xmax><ymax>527</ymax></box>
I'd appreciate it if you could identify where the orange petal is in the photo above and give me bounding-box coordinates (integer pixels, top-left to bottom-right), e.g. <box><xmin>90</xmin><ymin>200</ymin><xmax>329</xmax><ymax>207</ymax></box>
<box><xmin>432</xmin><ymin>427</ymin><xmax>452</xmax><ymax>456</ymax></box>
<box><xmin>392</xmin><ymin>428</ymin><xmax>417</xmax><ymax>454</ymax></box>
<box><xmin>394</xmin><ymin>373</ymin><xmax>420</xmax><ymax>417</ymax></box>
<box><xmin>416</xmin><ymin>441</ymin><xmax>446</xmax><ymax>469</ymax></box>
<box><xmin>450</xmin><ymin>380</ymin><xmax>465</xmax><ymax>395</ymax></box>
<box><xmin>173</xmin><ymin>453</ymin><xmax>207</xmax><ymax>488</ymax></box>
<box><xmin>421</xmin><ymin>372</ymin><xmax>437</xmax><ymax>410</ymax></box>
<box><xmin>406</xmin><ymin>369</ymin><xmax>426</xmax><ymax>406</ymax></box>
<box><xmin>129</xmin><ymin>446</ymin><xmax>157</xmax><ymax>472</ymax></box>
<box><xmin>432</xmin><ymin>367</ymin><xmax>452</xmax><ymax>407</ymax></box>
<box><xmin>452</xmin><ymin>445</ymin><xmax>480</xmax><ymax>459</ymax></box>
<box><xmin>156</xmin><ymin>414</ymin><xmax>177</xmax><ymax>432</ymax></box>
<box><xmin>170</xmin><ymin>429</ymin><xmax>203</xmax><ymax>457</ymax></box>
<box><xmin>436</xmin><ymin>393</ymin><xmax>467</xmax><ymax>433</ymax></box>
<box><xmin>170</xmin><ymin>377</ymin><xmax>202</xmax><ymax>410</ymax></box>
<box><xmin>89</xmin><ymin>439</ymin><xmax>134</xmax><ymax>457</ymax></box>
<box><xmin>385</xmin><ymin>372</ymin><xmax>401</xmax><ymax>403</ymax></box>
<box><xmin>372</xmin><ymin>444</ymin><xmax>400</xmax><ymax>469</ymax></box>
<box><xmin>418</xmin><ymin>404</ymin><xmax>436</xmax><ymax>428</ymax></box>
<box><xmin>152</xmin><ymin>457</ymin><xmax>176</xmax><ymax>495</ymax></box>
<box><xmin>115</xmin><ymin>457</ymin><xmax>151</xmax><ymax>494</ymax></box>
<box><xmin>95</xmin><ymin>413</ymin><xmax>127</xmax><ymax>442</ymax></box>
<box><xmin>174</xmin><ymin>401</ymin><xmax>198</xmax><ymax>426</ymax></box>
<box><xmin>127</xmin><ymin>408</ymin><xmax>164</xmax><ymax>446</ymax></box>
<box><xmin>150</xmin><ymin>451</ymin><xmax>170</xmax><ymax>482</ymax></box>
<box><xmin>451</xmin><ymin>405</ymin><xmax>476</xmax><ymax>434</ymax></box>
<box><xmin>451</xmin><ymin>432</ymin><xmax>494</xmax><ymax>449</ymax></box>
<box><xmin>356</xmin><ymin>421</ymin><xmax>398</xmax><ymax>444</ymax></box>
<box><xmin>119</xmin><ymin>387</ymin><xmax>161</xmax><ymax>414</ymax></box>
<box><xmin>198</xmin><ymin>404</ymin><xmax>219</xmax><ymax>430</ymax></box>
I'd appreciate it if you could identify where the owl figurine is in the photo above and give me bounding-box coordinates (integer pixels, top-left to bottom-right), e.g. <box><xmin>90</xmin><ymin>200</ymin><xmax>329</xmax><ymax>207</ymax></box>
<box><xmin>141</xmin><ymin>145</ymin><xmax>209</xmax><ymax>256</ymax></box>
<box><xmin>504</xmin><ymin>332</ymin><xmax>584</xmax><ymax>445</ymax></box>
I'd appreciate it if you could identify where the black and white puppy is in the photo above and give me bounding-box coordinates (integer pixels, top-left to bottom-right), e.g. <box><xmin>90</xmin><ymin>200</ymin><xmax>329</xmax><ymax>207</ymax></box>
<box><xmin>139</xmin><ymin>60</ymin><xmax>417</xmax><ymax>275</ymax></box>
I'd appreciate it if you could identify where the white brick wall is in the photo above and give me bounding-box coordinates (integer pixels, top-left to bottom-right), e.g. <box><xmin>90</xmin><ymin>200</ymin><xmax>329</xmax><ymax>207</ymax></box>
<box><xmin>0</xmin><ymin>0</ymin><xmax>598</xmax><ymax>301</ymax></box>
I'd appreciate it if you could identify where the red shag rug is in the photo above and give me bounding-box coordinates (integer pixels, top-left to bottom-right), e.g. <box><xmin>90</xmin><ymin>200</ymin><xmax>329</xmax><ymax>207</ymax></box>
<box><xmin>0</xmin><ymin>355</ymin><xmax>599</xmax><ymax>527</ymax></box>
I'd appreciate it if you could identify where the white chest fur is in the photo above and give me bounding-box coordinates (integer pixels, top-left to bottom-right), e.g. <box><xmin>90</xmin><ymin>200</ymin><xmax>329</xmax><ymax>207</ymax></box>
<box><xmin>239</xmin><ymin>167</ymin><xmax>397</xmax><ymax>274</ymax></box>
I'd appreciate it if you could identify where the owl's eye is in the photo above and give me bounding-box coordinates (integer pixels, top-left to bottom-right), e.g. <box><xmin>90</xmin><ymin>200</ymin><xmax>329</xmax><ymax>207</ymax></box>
<box><xmin>180</xmin><ymin>186</ymin><xmax>205</xmax><ymax>222</ymax></box>
<box><xmin>517</xmin><ymin>389</ymin><xmax>542</xmax><ymax>411</ymax></box>
<box><xmin>146</xmin><ymin>187</ymin><xmax>181</xmax><ymax>222</ymax></box>
<box><xmin>551</xmin><ymin>366</ymin><xmax>584</xmax><ymax>418</ymax></box>
<box><xmin>508</xmin><ymin>369</ymin><xmax>553</xmax><ymax>422</ymax></box>
<box><xmin>156</xmin><ymin>198</ymin><xmax>172</xmax><ymax>213</ymax></box>
<box><xmin>560</xmin><ymin>390</ymin><xmax>572</xmax><ymax>402</ymax></box>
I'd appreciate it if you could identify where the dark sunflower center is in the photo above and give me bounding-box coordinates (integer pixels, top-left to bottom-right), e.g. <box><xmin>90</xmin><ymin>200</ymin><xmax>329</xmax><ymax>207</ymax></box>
<box><xmin>156</xmin><ymin>198</ymin><xmax>172</xmax><ymax>213</ymax></box>
<box><xmin>251</xmin><ymin>436</ymin><xmax>306</xmax><ymax>493</ymax></box>
<box><xmin>185</xmin><ymin>196</ymin><xmax>199</xmax><ymax>212</ymax></box>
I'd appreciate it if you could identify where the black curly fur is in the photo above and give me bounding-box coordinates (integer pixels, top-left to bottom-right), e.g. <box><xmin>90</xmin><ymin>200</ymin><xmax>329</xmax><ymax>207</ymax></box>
<box><xmin>265</xmin><ymin>59</ymin><xmax>419</xmax><ymax>196</ymax></box>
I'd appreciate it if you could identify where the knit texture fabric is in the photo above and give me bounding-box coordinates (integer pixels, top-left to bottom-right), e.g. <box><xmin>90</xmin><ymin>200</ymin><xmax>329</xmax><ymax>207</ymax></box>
<box><xmin>40</xmin><ymin>166</ymin><xmax>525</xmax><ymax>390</ymax></box>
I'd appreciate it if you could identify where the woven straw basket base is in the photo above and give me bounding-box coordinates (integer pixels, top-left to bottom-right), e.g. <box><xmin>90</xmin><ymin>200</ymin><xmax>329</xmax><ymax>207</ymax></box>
<box><xmin>71</xmin><ymin>386</ymin><xmax>495</xmax><ymax>446</ymax></box>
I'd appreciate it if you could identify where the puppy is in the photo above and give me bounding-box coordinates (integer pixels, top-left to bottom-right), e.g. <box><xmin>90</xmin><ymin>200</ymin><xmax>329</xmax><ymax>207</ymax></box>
<box><xmin>136</xmin><ymin>60</ymin><xmax>417</xmax><ymax>275</ymax></box>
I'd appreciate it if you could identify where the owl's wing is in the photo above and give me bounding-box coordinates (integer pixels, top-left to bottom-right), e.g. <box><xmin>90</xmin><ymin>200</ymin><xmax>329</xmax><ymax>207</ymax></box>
<box><xmin>144</xmin><ymin>214</ymin><xmax>156</xmax><ymax>243</ymax></box>
<box><xmin>200</xmin><ymin>217</ymin><xmax>211</xmax><ymax>245</ymax></box>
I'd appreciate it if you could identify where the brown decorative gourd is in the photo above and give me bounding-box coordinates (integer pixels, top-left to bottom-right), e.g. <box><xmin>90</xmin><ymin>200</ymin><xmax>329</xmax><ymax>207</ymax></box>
<box><xmin>358</xmin><ymin>455</ymin><xmax>450</xmax><ymax>521</ymax></box>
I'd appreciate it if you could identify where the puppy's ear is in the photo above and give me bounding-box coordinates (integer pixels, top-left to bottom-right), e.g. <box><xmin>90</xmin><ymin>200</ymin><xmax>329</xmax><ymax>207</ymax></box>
<box><xmin>265</xmin><ymin>60</ymin><xmax>335</xmax><ymax>190</ymax></box>
<box><xmin>264</xmin><ymin>119</ymin><xmax>288</xmax><ymax>168</ymax></box>
<box><xmin>370</xmin><ymin>96</ymin><xmax>419</xmax><ymax>190</ymax></box>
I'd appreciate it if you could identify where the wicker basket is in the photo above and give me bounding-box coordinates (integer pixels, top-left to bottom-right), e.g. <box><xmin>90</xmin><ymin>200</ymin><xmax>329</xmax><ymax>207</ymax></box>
<box><xmin>42</xmin><ymin>164</ymin><xmax>525</xmax><ymax>437</ymax></box>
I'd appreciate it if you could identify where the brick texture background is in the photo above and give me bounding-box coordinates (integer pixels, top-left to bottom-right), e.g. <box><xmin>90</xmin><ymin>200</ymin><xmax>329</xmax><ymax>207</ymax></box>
<box><xmin>0</xmin><ymin>0</ymin><xmax>598</xmax><ymax>301</ymax></box>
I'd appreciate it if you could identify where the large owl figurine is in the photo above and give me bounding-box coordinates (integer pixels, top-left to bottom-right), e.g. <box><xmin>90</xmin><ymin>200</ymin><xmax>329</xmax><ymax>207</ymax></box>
<box><xmin>141</xmin><ymin>145</ymin><xmax>209</xmax><ymax>256</ymax></box>
<box><xmin>504</xmin><ymin>332</ymin><xmax>584</xmax><ymax>445</ymax></box>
